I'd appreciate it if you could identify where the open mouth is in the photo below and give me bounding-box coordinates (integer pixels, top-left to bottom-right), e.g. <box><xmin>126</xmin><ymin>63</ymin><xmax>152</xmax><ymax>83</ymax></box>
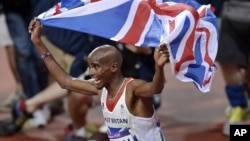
<box><xmin>88</xmin><ymin>78</ymin><xmax>101</xmax><ymax>86</ymax></box>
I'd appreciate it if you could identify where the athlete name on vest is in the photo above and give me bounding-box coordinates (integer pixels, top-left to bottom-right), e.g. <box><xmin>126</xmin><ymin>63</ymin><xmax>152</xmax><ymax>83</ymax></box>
<box><xmin>105</xmin><ymin>117</ymin><xmax>128</xmax><ymax>124</ymax></box>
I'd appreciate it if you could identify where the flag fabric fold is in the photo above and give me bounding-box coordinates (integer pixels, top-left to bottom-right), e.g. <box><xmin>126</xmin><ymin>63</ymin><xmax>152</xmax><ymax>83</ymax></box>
<box><xmin>37</xmin><ymin>0</ymin><xmax>219</xmax><ymax>93</ymax></box>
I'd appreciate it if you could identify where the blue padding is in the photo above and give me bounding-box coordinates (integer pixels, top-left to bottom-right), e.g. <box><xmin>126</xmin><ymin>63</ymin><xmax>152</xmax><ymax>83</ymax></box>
<box><xmin>226</xmin><ymin>84</ymin><xmax>247</xmax><ymax>108</ymax></box>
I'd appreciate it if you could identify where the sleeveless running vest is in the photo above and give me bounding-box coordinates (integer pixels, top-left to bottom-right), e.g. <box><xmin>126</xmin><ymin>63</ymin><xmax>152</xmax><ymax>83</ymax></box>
<box><xmin>100</xmin><ymin>78</ymin><xmax>166</xmax><ymax>141</ymax></box>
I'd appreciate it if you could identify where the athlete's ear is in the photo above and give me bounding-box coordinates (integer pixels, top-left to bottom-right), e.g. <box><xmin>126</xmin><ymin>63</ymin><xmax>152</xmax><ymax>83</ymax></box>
<box><xmin>111</xmin><ymin>62</ymin><xmax>118</xmax><ymax>72</ymax></box>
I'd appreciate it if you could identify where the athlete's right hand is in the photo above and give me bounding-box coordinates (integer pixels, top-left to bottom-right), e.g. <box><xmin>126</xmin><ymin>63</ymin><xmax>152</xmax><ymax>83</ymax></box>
<box><xmin>28</xmin><ymin>17</ymin><xmax>43</xmax><ymax>44</ymax></box>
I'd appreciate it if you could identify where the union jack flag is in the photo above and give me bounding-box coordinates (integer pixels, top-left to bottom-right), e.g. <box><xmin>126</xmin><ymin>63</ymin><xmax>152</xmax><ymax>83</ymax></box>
<box><xmin>37</xmin><ymin>0</ymin><xmax>218</xmax><ymax>93</ymax></box>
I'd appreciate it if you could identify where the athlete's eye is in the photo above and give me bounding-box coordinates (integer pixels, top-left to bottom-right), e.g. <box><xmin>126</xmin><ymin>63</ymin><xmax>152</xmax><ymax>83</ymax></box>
<box><xmin>93</xmin><ymin>64</ymin><xmax>99</xmax><ymax>70</ymax></box>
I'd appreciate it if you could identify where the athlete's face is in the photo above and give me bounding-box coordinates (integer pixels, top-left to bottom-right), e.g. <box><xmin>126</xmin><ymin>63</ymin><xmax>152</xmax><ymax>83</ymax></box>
<box><xmin>87</xmin><ymin>54</ymin><xmax>112</xmax><ymax>89</ymax></box>
<box><xmin>87</xmin><ymin>45</ymin><xmax>121</xmax><ymax>89</ymax></box>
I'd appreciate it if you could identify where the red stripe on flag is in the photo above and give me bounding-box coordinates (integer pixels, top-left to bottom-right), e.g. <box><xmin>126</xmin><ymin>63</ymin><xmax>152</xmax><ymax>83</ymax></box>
<box><xmin>91</xmin><ymin>0</ymin><xmax>100</xmax><ymax>3</ymax></box>
<box><xmin>150</xmin><ymin>0</ymin><xmax>200</xmax><ymax>23</ymax></box>
<box><xmin>175</xmin><ymin>30</ymin><xmax>195</xmax><ymax>73</ymax></box>
<box><xmin>196</xmin><ymin>27</ymin><xmax>213</xmax><ymax>66</ymax></box>
<box><xmin>203</xmin><ymin>76</ymin><xmax>211</xmax><ymax>86</ymax></box>
<box><xmin>119</xmin><ymin>1</ymin><xmax>151</xmax><ymax>44</ymax></box>
<box><xmin>169</xmin><ymin>19</ymin><xmax>175</xmax><ymax>34</ymax></box>
<box><xmin>53</xmin><ymin>4</ymin><xmax>62</xmax><ymax>15</ymax></box>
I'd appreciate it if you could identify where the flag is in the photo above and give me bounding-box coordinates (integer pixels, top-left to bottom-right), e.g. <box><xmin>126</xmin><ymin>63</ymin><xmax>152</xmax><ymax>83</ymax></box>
<box><xmin>38</xmin><ymin>0</ymin><xmax>163</xmax><ymax>47</ymax></box>
<box><xmin>151</xmin><ymin>0</ymin><xmax>218</xmax><ymax>92</ymax></box>
<box><xmin>37</xmin><ymin>0</ymin><xmax>218</xmax><ymax>93</ymax></box>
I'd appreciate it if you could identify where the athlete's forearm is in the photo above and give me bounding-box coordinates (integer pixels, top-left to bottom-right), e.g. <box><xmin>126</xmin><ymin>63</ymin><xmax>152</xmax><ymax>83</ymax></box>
<box><xmin>152</xmin><ymin>65</ymin><xmax>166</xmax><ymax>94</ymax></box>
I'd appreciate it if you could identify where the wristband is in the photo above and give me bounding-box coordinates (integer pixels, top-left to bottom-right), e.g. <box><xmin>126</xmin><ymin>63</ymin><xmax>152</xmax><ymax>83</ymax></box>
<box><xmin>41</xmin><ymin>52</ymin><xmax>51</xmax><ymax>59</ymax></box>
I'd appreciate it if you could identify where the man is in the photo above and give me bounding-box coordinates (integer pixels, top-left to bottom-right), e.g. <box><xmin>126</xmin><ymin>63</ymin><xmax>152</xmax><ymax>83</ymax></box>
<box><xmin>28</xmin><ymin>18</ymin><xmax>169</xmax><ymax>140</ymax></box>
<box><xmin>0</xmin><ymin>4</ymin><xmax>25</xmax><ymax>112</ymax></box>
<box><xmin>216</xmin><ymin>0</ymin><xmax>250</xmax><ymax>136</ymax></box>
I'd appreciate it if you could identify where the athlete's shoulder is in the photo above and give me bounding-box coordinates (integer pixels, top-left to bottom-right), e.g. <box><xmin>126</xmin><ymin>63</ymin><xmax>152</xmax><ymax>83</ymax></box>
<box><xmin>126</xmin><ymin>77</ymin><xmax>147</xmax><ymax>88</ymax></box>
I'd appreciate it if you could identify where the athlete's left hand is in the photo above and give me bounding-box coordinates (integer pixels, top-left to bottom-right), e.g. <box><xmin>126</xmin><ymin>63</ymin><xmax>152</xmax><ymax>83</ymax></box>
<box><xmin>154</xmin><ymin>43</ymin><xmax>169</xmax><ymax>67</ymax></box>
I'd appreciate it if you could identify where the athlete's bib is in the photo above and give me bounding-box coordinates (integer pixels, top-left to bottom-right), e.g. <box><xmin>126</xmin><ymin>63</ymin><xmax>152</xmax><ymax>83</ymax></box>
<box><xmin>108</xmin><ymin>130</ymin><xmax>136</xmax><ymax>141</ymax></box>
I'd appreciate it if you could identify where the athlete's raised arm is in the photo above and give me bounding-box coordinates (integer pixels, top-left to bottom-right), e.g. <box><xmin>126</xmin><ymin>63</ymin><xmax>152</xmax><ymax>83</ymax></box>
<box><xmin>28</xmin><ymin>18</ymin><xmax>100</xmax><ymax>96</ymax></box>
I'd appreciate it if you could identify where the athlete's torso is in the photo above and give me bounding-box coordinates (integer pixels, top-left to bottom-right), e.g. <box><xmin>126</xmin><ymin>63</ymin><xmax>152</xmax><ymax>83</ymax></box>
<box><xmin>100</xmin><ymin>78</ymin><xmax>165</xmax><ymax>141</ymax></box>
